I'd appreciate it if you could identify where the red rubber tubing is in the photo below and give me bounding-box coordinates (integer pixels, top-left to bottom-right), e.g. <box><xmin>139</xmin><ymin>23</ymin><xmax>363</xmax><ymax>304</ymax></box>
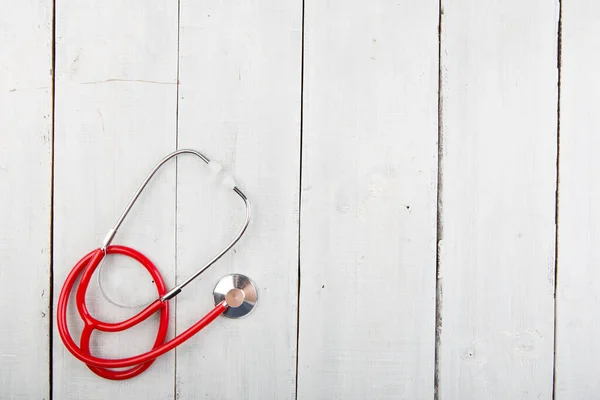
<box><xmin>57</xmin><ymin>245</ymin><xmax>227</xmax><ymax>380</ymax></box>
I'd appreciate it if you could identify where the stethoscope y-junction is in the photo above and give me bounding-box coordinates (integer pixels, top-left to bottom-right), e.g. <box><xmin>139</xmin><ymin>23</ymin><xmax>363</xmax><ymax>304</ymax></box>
<box><xmin>57</xmin><ymin>149</ymin><xmax>258</xmax><ymax>380</ymax></box>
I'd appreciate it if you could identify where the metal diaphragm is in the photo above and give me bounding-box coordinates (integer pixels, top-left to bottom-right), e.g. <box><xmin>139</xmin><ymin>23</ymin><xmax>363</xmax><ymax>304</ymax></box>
<box><xmin>213</xmin><ymin>274</ymin><xmax>257</xmax><ymax>318</ymax></box>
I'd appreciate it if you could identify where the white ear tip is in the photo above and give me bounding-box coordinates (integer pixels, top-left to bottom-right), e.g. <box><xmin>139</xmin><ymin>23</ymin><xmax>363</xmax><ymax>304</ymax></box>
<box><xmin>222</xmin><ymin>175</ymin><xmax>237</xmax><ymax>189</ymax></box>
<box><xmin>208</xmin><ymin>161</ymin><xmax>222</xmax><ymax>173</ymax></box>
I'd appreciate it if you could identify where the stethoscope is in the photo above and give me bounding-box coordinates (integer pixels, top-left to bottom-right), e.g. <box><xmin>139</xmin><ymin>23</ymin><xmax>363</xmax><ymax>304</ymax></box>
<box><xmin>57</xmin><ymin>149</ymin><xmax>258</xmax><ymax>380</ymax></box>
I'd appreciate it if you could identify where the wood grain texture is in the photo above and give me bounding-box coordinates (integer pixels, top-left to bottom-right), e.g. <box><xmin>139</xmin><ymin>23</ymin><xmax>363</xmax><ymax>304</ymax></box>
<box><xmin>0</xmin><ymin>1</ymin><xmax>53</xmax><ymax>398</ymax></box>
<box><xmin>297</xmin><ymin>1</ymin><xmax>439</xmax><ymax>398</ymax></box>
<box><xmin>555</xmin><ymin>1</ymin><xmax>600</xmax><ymax>398</ymax></box>
<box><xmin>52</xmin><ymin>1</ymin><xmax>178</xmax><ymax>398</ymax></box>
<box><xmin>175</xmin><ymin>1</ymin><xmax>301</xmax><ymax>398</ymax></box>
<box><xmin>437</xmin><ymin>0</ymin><xmax>559</xmax><ymax>398</ymax></box>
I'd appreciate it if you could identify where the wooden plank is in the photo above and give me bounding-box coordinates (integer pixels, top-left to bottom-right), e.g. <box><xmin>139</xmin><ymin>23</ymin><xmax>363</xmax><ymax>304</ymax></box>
<box><xmin>297</xmin><ymin>1</ymin><xmax>439</xmax><ymax>398</ymax></box>
<box><xmin>52</xmin><ymin>1</ymin><xmax>178</xmax><ymax>398</ymax></box>
<box><xmin>174</xmin><ymin>1</ymin><xmax>302</xmax><ymax>398</ymax></box>
<box><xmin>555</xmin><ymin>1</ymin><xmax>600</xmax><ymax>398</ymax></box>
<box><xmin>437</xmin><ymin>1</ymin><xmax>559</xmax><ymax>398</ymax></box>
<box><xmin>0</xmin><ymin>1</ymin><xmax>53</xmax><ymax>398</ymax></box>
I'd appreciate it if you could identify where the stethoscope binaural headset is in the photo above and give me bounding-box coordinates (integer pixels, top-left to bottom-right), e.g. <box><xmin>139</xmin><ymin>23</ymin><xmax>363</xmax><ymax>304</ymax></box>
<box><xmin>57</xmin><ymin>149</ymin><xmax>258</xmax><ymax>380</ymax></box>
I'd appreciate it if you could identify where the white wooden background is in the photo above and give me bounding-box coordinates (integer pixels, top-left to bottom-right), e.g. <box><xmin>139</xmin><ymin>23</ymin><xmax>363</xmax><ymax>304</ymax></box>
<box><xmin>1</xmin><ymin>0</ymin><xmax>598</xmax><ymax>399</ymax></box>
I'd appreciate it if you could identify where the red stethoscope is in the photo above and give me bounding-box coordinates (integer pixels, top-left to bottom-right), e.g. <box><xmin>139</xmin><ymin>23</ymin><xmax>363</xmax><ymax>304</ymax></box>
<box><xmin>57</xmin><ymin>150</ymin><xmax>258</xmax><ymax>380</ymax></box>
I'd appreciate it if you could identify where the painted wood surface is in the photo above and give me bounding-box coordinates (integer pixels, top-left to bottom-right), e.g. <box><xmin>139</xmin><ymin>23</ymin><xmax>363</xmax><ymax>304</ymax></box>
<box><xmin>52</xmin><ymin>0</ymin><xmax>178</xmax><ymax>398</ymax></box>
<box><xmin>555</xmin><ymin>1</ymin><xmax>600</xmax><ymax>398</ymax></box>
<box><xmin>175</xmin><ymin>0</ymin><xmax>301</xmax><ymax>398</ymax></box>
<box><xmin>437</xmin><ymin>0</ymin><xmax>559</xmax><ymax>398</ymax></box>
<box><xmin>0</xmin><ymin>1</ymin><xmax>53</xmax><ymax>399</ymax></box>
<box><xmin>3</xmin><ymin>1</ymin><xmax>596</xmax><ymax>399</ymax></box>
<box><xmin>297</xmin><ymin>1</ymin><xmax>439</xmax><ymax>398</ymax></box>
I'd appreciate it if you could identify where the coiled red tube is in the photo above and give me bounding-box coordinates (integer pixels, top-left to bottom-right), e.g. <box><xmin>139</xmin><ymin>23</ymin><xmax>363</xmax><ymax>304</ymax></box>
<box><xmin>57</xmin><ymin>245</ymin><xmax>226</xmax><ymax>380</ymax></box>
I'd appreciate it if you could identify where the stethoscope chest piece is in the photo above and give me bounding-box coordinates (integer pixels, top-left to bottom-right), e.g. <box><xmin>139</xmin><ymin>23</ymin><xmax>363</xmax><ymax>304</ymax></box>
<box><xmin>213</xmin><ymin>274</ymin><xmax>258</xmax><ymax>319</ymax></box>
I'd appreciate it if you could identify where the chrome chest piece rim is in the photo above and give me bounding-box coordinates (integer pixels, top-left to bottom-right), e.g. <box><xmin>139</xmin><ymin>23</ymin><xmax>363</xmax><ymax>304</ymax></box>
<box><xmin>213</xmin><ymin>274</ymin><xmax>258</xmax><ymax>319</ymax></box>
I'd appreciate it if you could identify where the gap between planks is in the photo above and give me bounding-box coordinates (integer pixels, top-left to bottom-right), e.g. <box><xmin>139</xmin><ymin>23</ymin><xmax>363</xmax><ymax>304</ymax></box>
<box><xmin>551</xmin><ymin>0</ymin><xmax>563</xmax><ymax>398</ymax></box>
<box><xmin>294</xmin><ymin>0</ymin><xmax>306</xmax><ymax>399</ymax></box>
<box><xmin>434</xmin><ymin>0</ymin><xmax>444</xmax><ymax>398</ymax></box>
<box><xmin>49</xmin><ymin>0</ymin><xmax>57</xmax><ymax>398</ymax></box>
